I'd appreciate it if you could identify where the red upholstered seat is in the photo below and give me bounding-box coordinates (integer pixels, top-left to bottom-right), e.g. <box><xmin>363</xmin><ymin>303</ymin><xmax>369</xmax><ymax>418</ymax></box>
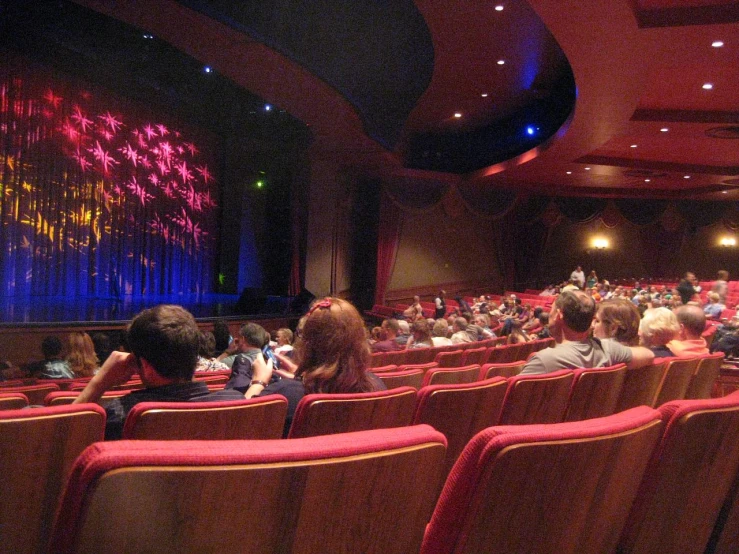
<box><xmin>422</xmin><ymin>365</ymin><xmax>480</xmax><ymax>387</ymax></box>
<box><xmin>498</xmin><ymin>369</ymin><xmax>574</xmax><ymax>425</ymax></box>
<box><xmin>654</xmin><ymin>356</ymin><xmax>702</xmax><ymax>406</ymax></box>
<box><xmin>0</xmin><ymin>403</ymin><xmax>106</xmax><ymax>554</ymax></box>
<box><xmin>616</xmin><ymin>359</ymin><xmax>669</xmax><ymax>411</ymax></box>
<box><xmin>368</xmin><ymin>364</ymin><xmax>398</xmax><ymax>373</ymax></box>
<box><xmin>0</xmin><ymin>383</ymin><xmax>60</xmax><ymax>405</ymax></box>
<box><xmin>397</xmin><ymin>361</ymin><xmax>438</xmax><ymax>374</ymax></box>
<box><xmin>0</xmin><ymin>392</ymin><xmax>29</xmax><ymax>410</ymax></box>
<box><xmin>377</xmin><ymin>368</ymin><xmax>425</xmax><ymax>389</ymax></box>
<box><xmin>50</xmin><ymin>426</ymin><xmax>448</xmax><ymax>554</ymax></box>
<box><xmin>685</xmin><ymin>352</ymin><xmax>723</xmax><ymax>399</ymax></box>
<box><xmin>479</xmin><ymin>360</ymin><xmax>526</xmax><ymax>380</ymax></box>
<box><xmin>619</xmin><ymin>391</ymin><xmax>739</xmax><ymax>554</ymax></box>
<box><xmin>413</xmin><ymin>377</ymin><xmax>508</xmax><ymax>478</ymax></box>
<box><xmin>122</xmin><ymin>396</ymin><xmax>289</xmax><ymax>440</ymax></box>
<box><xmin>287</xmin><ymin>387</ymin><xmax>417</xmax><ymax>438</ymax></box>
<box><xmin>421</xmin><ymin>406</ymin><xmax>663</xmax><ymax>554</ymax></box>
<box><xmin>434</xmin><ymin>349</ymin><xmax>465</xmax><ymax>368</ymax></box>
<box><xmin>44</xmin><ymin>390</ymin><xmax>129</xmax><ymax>407</ymax></box>
<box><xmin>564</xmin><ymin>363</ymin><xmax>627</xmax><ymax>422</ymax></box>
<box><xmin>404</xmin><ymin>347</ymin><xmax>435</xmax><ymax>365</ymax></box>
<box><xmin>461</xmin><ymin>346</ymin><xmax>487</xmax><ymax>366</ymax></box>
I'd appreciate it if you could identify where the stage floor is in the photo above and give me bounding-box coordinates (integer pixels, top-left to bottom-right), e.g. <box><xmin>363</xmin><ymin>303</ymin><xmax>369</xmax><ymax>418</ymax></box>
<box><xmin>0</xmin><ymin>294</ymin><xmax>244</xmax><ymax>324</ymax></box>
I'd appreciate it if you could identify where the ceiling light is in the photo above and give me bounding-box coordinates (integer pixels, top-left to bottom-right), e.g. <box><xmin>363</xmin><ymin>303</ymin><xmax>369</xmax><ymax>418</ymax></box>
<box><xmin>630</xmin><ymin>144</ymin><xmax>637</xmax><ymax>148</ymax></box>
<box><xmin>660</xmin><ymin>128</ymin><xmax>669</xmax><ymax>132</ymax></box>
<box><xmin>481</xmin><ymin>93</ymin><xmax>488</xmax><ymax>97</ymax></box>
<box><xmin>712</xmin><ymin>41</ymin><xmax>724</xmax><ymax>48</ymax></box>
<box><xmin>703</xmin><ymin>83</ymin><xmax>714</xmax><ymax>90</ymax></box>
<box><xmin>684</xmin><ymin>175</ymin><xmax>691</xmax><ymax>179</ymax></box>
<box><xmin>203</xmin><ymin>66</ymin><xmax>213</xmax><ymax>73</ymax></box>
<box><xmin>566</xmin><ymin>171</ymin><xmax>572</xmax><ymax>175</ymax></box>
<box><xmin>526</xmin><ymin>126</ymin><xmax>536</xmax><ymax>136</ymax></box>
<box><xmin>644</xmin><ymin>179</ymin><xmax>651</xmax><ymax>182</ymax></box>
<box><xmin>142</xmin><ymin>34</ymin><xmax>154</xmax><ymax>39</ymax></box>
<box><xmin>722</xmin><ymin>191</ymin><xmax>728</xmax><ymax>194</ymax></box>
<box><xmin>495</xmin><ymin>5</ymin><xmax>504</xmax><ymax>11</ymax></box>
<box><xmin>585</xmin><ymin>167</ymin><xmax>591</xmax><ymax>171</ymax></box>
<box><xmin>264</xmin><ymin>104</ymin><xmax>272</xmax><ymax>111</ymax></box>
<box><xmin>497</xmin><ymin>60</ymin><xmax>505</xmax><ymax>65</ymax></box>
<box><xmin>454</xmin><ymin>113</ymin><xmax>462</xmax><ymax>118</ymax></box>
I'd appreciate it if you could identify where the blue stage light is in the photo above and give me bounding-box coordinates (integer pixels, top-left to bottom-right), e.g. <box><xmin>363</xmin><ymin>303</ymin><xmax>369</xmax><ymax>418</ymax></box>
<box><xmin>526</xmin><ymin>126</ymin><xmax>535</xmax><ymax>136</ymax></box>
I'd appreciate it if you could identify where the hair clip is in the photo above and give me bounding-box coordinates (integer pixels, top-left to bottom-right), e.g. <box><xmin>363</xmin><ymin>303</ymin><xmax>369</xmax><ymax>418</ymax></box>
<box><xmin>308</xmin><ymin>298</ymin><xmax>332</xmax><ymax>316</ymax></box>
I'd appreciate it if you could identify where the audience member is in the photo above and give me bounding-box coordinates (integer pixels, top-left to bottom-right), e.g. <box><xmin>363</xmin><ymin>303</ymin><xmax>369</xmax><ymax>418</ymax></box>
<box><xmin>66</xmin><ymin>332</ymin><xmax>99</xmax><ymax>377</ymax></box>
<box><xmin>24</xmin><ymin>336</ymin><xmax>75</xmax><ymax>379</ymax></box>
<box><xmin>639</xmin><ymin>307</ymin><xmax>680</xmax><ymax>358</ymax></box>
<box><xmin>431</xmin><ymin>319</ymin><xmax>453</xmax><ymax>346</ymax></box>
<box><xmin>274</xmin><ymin>328</ymin><xmax>294</xmax><ymax>356</ymax></box>
<box><xmin>506</xmin><ymin>320</ymin><xmax>529</xmax><ymax>344</ymax></box>
<box><xmin>434</xmin><ymin>290</ymin><xmax>446</xmax><ymax>319</ymax></box>
<box><xmin>406</xmin><ymin>320</ymin><xmax>433</xmax><ymax>349</ymax></box>
<box><xmin>703</xmin><ymin>292</ymin><xmax>725</xmax><ymax>320</ymax></box>
<box><xmin>371</xmin><ymin>319</ymin><xmax>402</xmax><ymax>352</ymax></box>
<box><xmin>570</xmin><ymin>265</ymin><xmax>585</xmax><ymax>288</ymax></box>
<box><xmin>74</xmin><ymin>305</ymin><xmax>244</xmax><ymax>440</ymax></box>
<box><xmin>521</xmin><ymin>290</ymin><xmax>654</xmax><ymax>375</ymax></box>
<box><xmin>395</xmin><ymin>320</ymin><xmax>411</xmax><ymax>347</ymax></box>
<box><xmin>668</xmin><ymin>304</ymin><xmax>709</xmax><ymax>357</ymax></box>
<box><xmin>245</xmin><ymin>297</ymin><xmax>386</xmax><ymax>436</ymax></box>
<box><xmin>212</xmin><ymin>319</ymin><xmax>232</xmax><ymax>355</ymax></box>
<box><xmin>712</xmin><ymin>270</ymin><xmax>729</xmax><ymax>305</ymax></box>
<box><xmin>401</xmin><ymin>295</ymin><xmax>424</xmax><ymax>320</ymax></box>
<box><xmin>711</xmin><ymin>315</ymin><xmax>739</xmax><ymax>357</ymax></box>
<box><xmin>224</xmin><ymin>323</ymin><xmax>275</xmax><ymax>393</ymax></box>
<box><xmin>677</xmin><ymin>271</ymin><xmax>699</xmax><ymax>304</ymax></box>
<box><xmin>591</xmin><ymin>298</ymin><xmax>641</xmax><ymax>346</ymax></box>
<box><xmin>90</xmin><ymin>332</ymin><xmax>113</xmax><ymax>365</ymax></box>
<box><xmin>195</xmin><ymin>331</ymin><xmax>230</xmax><ymax>372</ymax></box>
<box><xmin>450</xmin><ymin>317</ymin><xmax>473</xmax><ymax>344</ymax></box>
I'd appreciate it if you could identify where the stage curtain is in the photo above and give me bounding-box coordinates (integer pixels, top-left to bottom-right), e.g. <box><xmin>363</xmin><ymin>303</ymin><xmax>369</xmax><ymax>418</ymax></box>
<box><xmin>614</xmin><ymin>199</ymin><xmax>669</xmax><ymax>226</ymax></box>
<box><xmin>0</xmin><ymin>54</ymin><xmax>219</xmax><ymax>299</ymax></box>
<box><xmin>457</xmin><ymin>182</ymin><xmax>518</xmax><ymax>219</ymax></box>
<box><xmin>515</xmin><ymin>195</ymin><xmax>552</xmax><ymax>223</ymax></box>
<box><xmin>675</xmin><ymin>201</ymin><xmax>731</xmax><ymax>228</ymax></box>
<box><xmin>555</xmin><ymin>197</ymin><xmax>608</xmax><ymax>222</ymax></box>
<box><xmin>374</xmin><ymin>191</ymin><xmax>404</xmax><ymax>305</ymax></box>
<box><xmin>385</xmin><ymin>174</ymin><xmax>450</xmax><ymax>211</ymax></box>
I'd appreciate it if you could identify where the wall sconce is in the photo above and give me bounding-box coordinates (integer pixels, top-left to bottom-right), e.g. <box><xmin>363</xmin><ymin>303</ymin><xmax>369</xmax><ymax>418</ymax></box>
<box><xmin>592</xmin><ymin>238</ymin><xmax>609</xmax><ymax>250</ymax></box>
<box><xmin>720</xmin><ymin>237</ymin><xmax>737</xmax><ymax>247</ymax></box>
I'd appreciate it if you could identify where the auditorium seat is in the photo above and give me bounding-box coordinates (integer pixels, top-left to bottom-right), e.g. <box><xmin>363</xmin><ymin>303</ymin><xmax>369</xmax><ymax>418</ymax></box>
<box><xmin>383</xmin><ymin>349</ymin><xmax>408</xmax><ymax>366</ymax></box>
<box><xmin>0</xmin><ymin>403</ymin><xmax>106</xmax><ymax>554</ymax></box>
<box><xmin>619</xmin><ymin>392</ymin><xmax>739</xmax><ymax>554</ymax></box>
<box><xmin>0</xmin><ymin>392</ymin><xmax>28</xmax><ymax>410</ymax></box>
<box><xmin>368</xmin><ymin>364</ymin><xmax>398</xmax><ymax>373</ymax></box>
<box><xmin>461</xmin><ymin>346</ymin><xmax>487</xmax><ymax>366</ymax></box>
<box><xmin>685</xmin><ymin>352</ymin><xmax>723</xmax><ymax>400</ymax></box>
<box><xmin>377</xmin><ymin>369</ymin><xmax>425</xmax><ymax>390</ymax></box>
<box><xmin>404</xmin><ymin>347</ymin><xmax>434</xmax><ymax>365</ymax></box>
<box><xmin>421</xmin><ymin>406</ymin><xmax>663</xmax><ymax>554</ymax></box>
<box><xmin>654</xmin><ymin>356</ymin><xmax>702</xmax><ymax>406</ymax></box>
<box><xmin>422</xmin><ymin>365</ymin><xmax>480</xmax><ymax>387</ymax></box>
<box><xmin>498</xmin><ymin>370</ymin><xmax>574</xmax><ymax>425</ymax></box>
<box><xmin>434</xmin><ymin>349</ymin><xmax>464</xmax><ymax>368</ymax></box>
<box><xmin>709</xmin><ymin>464</ymin><xmax>739</xmax><ymax>553</ymax></box>
<box><xmin>122</xmin><ymin>397</ymin><xmax>289</xmax><ymax>440</ymax></box>
<box><xmin>44</xmin><ymin>390</ymin><xmax>129</xmax><ymax>407</ymax></box>
<box><xmin>0</xmin><ymin>383</ymin><xmax>60</xmax><ymax>405</ymax></box>
<box><xmin>370</xmin><ymin>352</ymin><xmax>386</xmax><ymax>368</ymax></box>
<box><xmin>615</xmin><ymin>359</ymin><xmax>669</xmax><ymax>411</ymax></box>
<box><xmin>397</xmin><ymin>361</ymin><xmax>438</xmax><ymax>374</ymax></box>
<box><xmin>193</xmin><ymin>373</ymin><xmax>230</xmax><ymax>385</ymax></box>
<box><xmin>479</xmin><ymin>361</ymin><xmax>526</xmax><ymax>380</ymax></box>
<box><xmin>49</xmin><ymin>426</ymin><xmax>448</xmax><ymax>554</ymax></box>
<box><xmin>413</xmin><ymin>377</ymin><xmax>508</xmax><ymax>478</ymax></box>
<box><xmin>287</xmin><ymin>387</ymin><xmax>417</xmax><ymax>438</ymax></box>
<box><xmin>564</xmin><ymin>364</ymin><xmax>627</xmax><ymax>422</ymax></box>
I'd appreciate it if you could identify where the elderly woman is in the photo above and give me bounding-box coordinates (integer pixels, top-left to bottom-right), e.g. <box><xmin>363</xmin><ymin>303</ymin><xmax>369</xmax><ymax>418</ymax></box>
<box><xmin>431</xmin><ymin>319</ymin><xmax>453</xmax><ymax>346</ymax></box>
<box><xmin>591</xmin><ymin>298</ymin><xmax>641</xmax><ymax>346</ymax></box>
<box><xmin>639</xmin><ymin>307</ymin><xmax>680</xmax><ymax>358</ymax></box>
<box><xmin>246</xmin><ymin>297</ymin><xmax>386</xmax><ymax>436</ymax></box>
<box><xmin>406</xmin><ymin>319</ymin><xmax>433</xmax><ymax>349</ymax></box>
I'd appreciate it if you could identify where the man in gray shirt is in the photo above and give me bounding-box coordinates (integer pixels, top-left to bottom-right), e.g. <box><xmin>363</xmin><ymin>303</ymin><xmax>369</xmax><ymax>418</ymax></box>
<box><xmin>522</xmin><ymin>290</ymin><xmax>654</xmax><ymax>375</ymax></box>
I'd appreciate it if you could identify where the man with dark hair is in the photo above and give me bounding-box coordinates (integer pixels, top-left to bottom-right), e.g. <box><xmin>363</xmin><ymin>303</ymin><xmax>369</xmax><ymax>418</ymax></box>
<box><xmin>677</xmin><ymin>271</ymin><xmax>698</xmax><ymax>305</ymax></box>
<box><xmin>668</xmin><ymin>304</ymin><xmax>709</xmax><ymax>357</ymax></box>
<box><xmin>521</xmin><ymin>291</ymin><xmax>654</xmax><ymax>375</ymax></box>
<box><xmin>24</xmin><ymin>336</ymin><xmax>75</xmax><ymax>379</ymax></box>
<box><xmin>224</xmin><ymin>322</ymin><xmax>274</xmax><ymax>393</ymax></box>
<box><xmin>74</xmin><ymin>305</ymin><xmax>244</xmax><ymax>439</ymax></box>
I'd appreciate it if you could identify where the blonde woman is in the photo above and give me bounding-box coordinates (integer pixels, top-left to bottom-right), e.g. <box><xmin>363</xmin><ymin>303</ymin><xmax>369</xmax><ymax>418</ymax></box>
<box><xmin>66</xmin><ymin>332</ymin><xmax>99</xmax><ymax>377</ymax></box>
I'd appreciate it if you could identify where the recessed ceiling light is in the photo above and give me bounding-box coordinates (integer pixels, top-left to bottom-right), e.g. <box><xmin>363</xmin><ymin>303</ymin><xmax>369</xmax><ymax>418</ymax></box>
<box><xmin>684</xmin><ymin>175</ymin><xmax>691</xmax><ymax>179</ymax></box>
<box><xmin>497</xmin><ymin>60</ymin><xmax>505</xmax><ymax>65</ymax></box>
<box><xmin>703</xmin><ymin>83</ymin><xmax>714</xmax><ymax>90</ymax></box>
<box><xmin>481</xmin><ymin>93</ymin><xmax>488</xmax><ymax>97</ymax></box>
<box><xmin>454</xmin><ymin>113</ymin><xmax>462</xmax><ymax>118</ymax></box>
<box><xmin>142</xmin><ymin>34</ymin><xmax>154</xmax><ymax>39</ymax></box>
<box><xmin>566</xmin><ymin>171</ymin><xmax>572</xmax><ymax>175</ymax></box>
<box><xmin>644</xmin><ymin>179</ymin><xmax>651</xmax><ymax>182</ymax></box>
<box><xmin>495</xmin><ymin>5</ymin><xmax>504</xmax><ymax>11</ymax></box>
<box><xmin>264</xmin><ymin>104</ymin><xmax>272</xmax><ymax>111</ymax></box>
<box><xmin>712</xmin><ymin>41</ymin><xmax>724</xmax><ymax>48</ymax></box>
<box><xmin>630</xmin><ymin>144</ymin><xmax>637</xmax><ymax>148</ymax></box>
<box><xmin>722</xmin><ymin>190</ymin><xmax>728</xmax><ymax>194</ymax></box>
<box><xmin>203</xmin><ymin>66</ymin><xmax>213</xmax><ymax>73</ymax></box>
<box><xmin>660</xmin><ymin>128</ymin><xmax>669</xmax><ymax>132</ymax></box>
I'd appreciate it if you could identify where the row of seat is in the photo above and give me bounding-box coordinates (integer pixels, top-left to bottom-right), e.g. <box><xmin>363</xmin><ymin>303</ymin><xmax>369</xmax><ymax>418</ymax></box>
<box><xmin>370</xmin><ymin>338</ymin><xmax>555</xmax><ymax>368</ymax></box>
<box><xmin>6</xmin><ymin>392</ymin><xmax>739</xmax><ymax>553</ymax></box>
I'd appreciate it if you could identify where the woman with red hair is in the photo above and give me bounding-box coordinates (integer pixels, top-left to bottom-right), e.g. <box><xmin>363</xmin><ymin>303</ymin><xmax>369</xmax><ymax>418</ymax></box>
<box><xmin>245</xmin><ymin>297</ymin><xmax>385</xmax><ymax>435</ymax></box>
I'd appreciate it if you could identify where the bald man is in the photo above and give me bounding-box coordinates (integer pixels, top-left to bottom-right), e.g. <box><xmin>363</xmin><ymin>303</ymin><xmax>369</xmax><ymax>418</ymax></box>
<box><xmin>668</xmin><ymin>304</ymin><xmax>709</xmax><ymax>357</ymax></box>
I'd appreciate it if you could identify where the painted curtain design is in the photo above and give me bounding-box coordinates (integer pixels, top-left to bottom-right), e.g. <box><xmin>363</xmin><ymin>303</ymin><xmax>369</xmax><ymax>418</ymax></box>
<box><xmin>0</xmin><ymin>57</ymin><xmax>219</xmax><ymax>298</ymax></box>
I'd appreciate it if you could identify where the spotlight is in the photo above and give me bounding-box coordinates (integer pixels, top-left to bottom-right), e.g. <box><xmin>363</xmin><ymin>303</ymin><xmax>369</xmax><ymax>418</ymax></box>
<box><xmin>204</xmin><ymin>66</ymin><xmax>213</xmax><ymax>74</ymax></box>
<box><xmin>142</xmin><ymin>34</ymin><xmax>154</xmax><ymax>39</ymax></box>
<box><xmin>256</xmin><ymin>180</ymin><xmax>264</xmax><ymax>189</ymax></box>
<box><xmin>526</xmin><ymin>126</ymin><xmax>536</xmax><ymax>136</ymax></box>
<box><xmin>265</xmin><ymin>104</ymin><xmax>272</xmax><ymax>111</ymax></box>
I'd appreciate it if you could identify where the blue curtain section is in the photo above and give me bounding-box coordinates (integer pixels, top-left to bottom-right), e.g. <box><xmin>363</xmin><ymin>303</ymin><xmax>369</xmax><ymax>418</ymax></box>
<box><xmin>0</xmin><ymin>58</ymin><xmax>219</xmax><ymax>298</ymax></box>
<box><xmin>613</xmin><ymin>199</ymin><xmax>669</xmax><ymax>226</ymax></box>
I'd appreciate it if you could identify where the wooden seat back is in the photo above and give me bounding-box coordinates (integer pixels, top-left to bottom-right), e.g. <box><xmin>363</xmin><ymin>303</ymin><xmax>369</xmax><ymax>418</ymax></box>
<box><xmin>422</xmin><ymin>365</ymin><xmax>480</xmax><ymax>387</ymax></box>
<box><xmin>564</xmin><ymin>364</ymin><xmax>627</xmax><ymax>422</ymax></box>
<box><xmin>654</xmin><ymin>357</ymin><xmax>702</xmax><ymax>406</ymax></box>
<box><xmin>616</xmin><ymin>360</ymin><xmax>669</xmax><ymax>411</ymax></box>
<box><xmin>377</xmin><ymin>369</ymin><xmax>425</xmax><ymax>390</ymax></box>
<box><xmin>498</xmin><ymin>370</ymin><xmax>574</xmax><ymax>425</ymax></box>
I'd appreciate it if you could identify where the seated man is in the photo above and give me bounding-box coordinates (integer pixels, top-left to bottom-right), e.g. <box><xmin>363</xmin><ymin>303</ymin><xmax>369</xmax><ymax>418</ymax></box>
<box><xmin>371</xmin><ymin>319</ymin><xmax>402</xmax><ymax>352</ymax></box>
<box><xmin>521</xmin><ymin>291</ymin><xmax>654</xmax><ymax>375</ymax></box>
<box><xmin>667</xmin><ymin>304</ymin><xmax>710</xmax><ymax>357</ymax></box>
<box><xmin>401</xmin><ymin>295</ymin><xmax>424</xmax><ymax>320</ymax></box>
<box><xmin>450</xmin><ymin>317</ymin><xmax>473</xmax><ymax>344</ymax></box>
<box><xmin>224</xmin><ymin>322</ymin><xmax>276</xmax><ymax>393</ymax></box>
<box><xmin>74</xmin><ymin>305</ymin><xmax>245</xmax><ymax>440</ymax></box>
<box><xmin>24</xmin><ymin>336</ymin><xmax>75</xmax><ymax>380</ymax></box>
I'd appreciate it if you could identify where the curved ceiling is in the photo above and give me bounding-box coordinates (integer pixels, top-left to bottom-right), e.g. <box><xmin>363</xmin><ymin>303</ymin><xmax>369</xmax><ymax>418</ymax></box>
<box><xmin>13</xmin><ymin>0</ymin><xmax>739</xmax><ymax>198</ymax></box>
